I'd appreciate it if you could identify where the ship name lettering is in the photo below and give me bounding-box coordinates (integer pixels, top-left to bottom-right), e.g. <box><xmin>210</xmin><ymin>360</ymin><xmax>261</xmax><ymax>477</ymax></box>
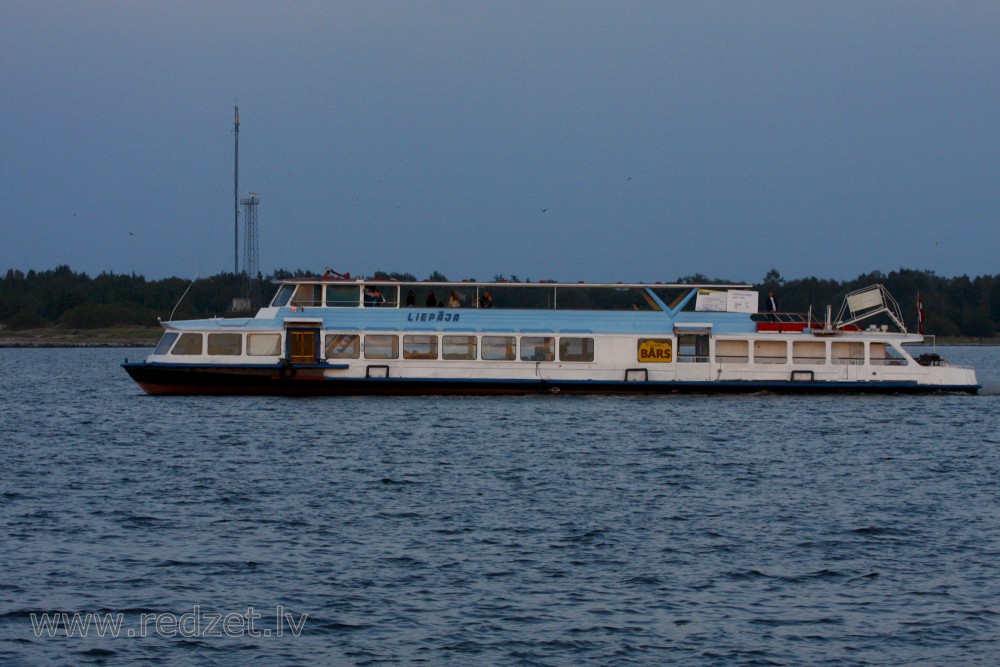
<box><xmin>406</xmin><ymin>311</ymin><xmax>459</xmax><ymax>323</ymax></box>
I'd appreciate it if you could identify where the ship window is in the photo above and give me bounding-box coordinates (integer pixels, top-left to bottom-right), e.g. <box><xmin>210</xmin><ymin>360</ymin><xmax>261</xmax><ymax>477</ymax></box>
<box><xmin>520</xmin><ymin>336</ymin><xmax>555</xmax><ymax>362</ymax></box>
<box><xmin>271</xmin><ymin>285</ymin><xmax>295</xmax><ymax>307</ymax></box>
<box><xmin>170</xmin><ymin>333</ymin><xmax>203</xmax><ymax>355</ymax></box>
<box><xmin>207</xmin><ymin>333</ymin><xmax>242</xmax><ymax>356</ymax></box>
<box><xmin>248</xmin><ymin>333</ymin><xmax>282</xmax><ymax>356</ymax></box>
<box><xmin>870</xmin><ymin>343</ymin><xmax>908</xmax><ymax>366</ymax></box>
<box><xmin>325</xmin><ymin>334</ymin><xmax>360</xmax><ymax>359</ymax></box>
<box><xmin>442</xmin><ymin>335</ymin><xmax>477</xmax><ymax>360</ymax></box>
<box><xmin>365</xmin><ymin>285</ymin><xmax>399</xmax><ymax>308</ymax></box>
<box><xmin>325</xmin><ymin>285</ymin><xmax>360</xmax><ymax>308</ymax></box>
<box><xmin>291</xmin><ymin>284</ymin><xmax>322</xmax><ymax>307</ymax></box>
<box><xmin>482</xmin><ymin>336</ymin><xmax>516</xmax><ymax>361</ymax></box>
<box><xmin>363</xmin><ymin>285</ymin><xmax>389</xmax><ymax>308</ymax></box>
<box><xmin>678</xmin><ymin>334</ymin><xmax>709</xmax><ymax>363</ymax></box>
<box><xmin>792</xmin><ymin>340</ymin><xmax>826</xmax><ymax>364</ymax></box>
<box><xmin>154</xmin><ymin>332</ymin><xmax>179</xmax><ymax>355</ymax></box>
<box><xmin>559</xmin><ymin>337</ymin><xmax>594</xmax><ymax>362</ymax></box>
<box><xmin>832</xmin><ymin>341</ymin><xmax>864</xmax><ymax>364</ymax></box>
<box><xmin>754</xmin><ymin>340</ymin><xmax>787</xmax><ymax>364</ymax></box>
<box><xmin>364</xmin><ymin>334</ymin><xmax>398</xmax><ymax>359</ymax></box>
<box><xmin>403</xmin><ymin>335</ymin><xmax>439</xmax><ymax>360</ymax></box>
<box><xmin>715</xmin><ymin>339</ymin><xmax>748</xmax><ymax>363</ymax></box>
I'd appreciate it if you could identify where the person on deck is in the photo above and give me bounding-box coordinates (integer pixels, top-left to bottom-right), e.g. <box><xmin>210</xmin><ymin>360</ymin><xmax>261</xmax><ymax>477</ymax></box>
<box><xmin>766</xmin><ymin>291</ymin><xmax>778</xmax><ymax>322</ymax></box>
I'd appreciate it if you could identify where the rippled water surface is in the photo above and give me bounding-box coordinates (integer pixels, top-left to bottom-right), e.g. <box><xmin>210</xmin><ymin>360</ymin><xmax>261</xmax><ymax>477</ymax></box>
<box><xmin>2</xmin><ymin>347</ymin><xmax>999</xmax><ymax>665</ymax></box>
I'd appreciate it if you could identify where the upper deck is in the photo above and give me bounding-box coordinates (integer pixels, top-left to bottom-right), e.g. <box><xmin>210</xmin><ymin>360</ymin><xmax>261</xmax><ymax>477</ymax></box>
<box><xmin>267</xmin><ymin>276</ymin><xmax>753</xmax><ymax>311</ymax></box>
<box><xmin>233</xmin><ymin>277</ymin><xmax>762</xmax><ymax>335</ymax></box>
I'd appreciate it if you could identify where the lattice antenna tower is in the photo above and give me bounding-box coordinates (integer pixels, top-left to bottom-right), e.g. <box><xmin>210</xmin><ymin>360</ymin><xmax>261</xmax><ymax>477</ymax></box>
<box><xmin>241</xmin><ymin>193</ymin><xmax>261</xmax><ymax>308</ymax></box>
<box><xmin>233</xmin><ymin>104</ymin><xmax>240</xmax><ymax>278</ymax></box>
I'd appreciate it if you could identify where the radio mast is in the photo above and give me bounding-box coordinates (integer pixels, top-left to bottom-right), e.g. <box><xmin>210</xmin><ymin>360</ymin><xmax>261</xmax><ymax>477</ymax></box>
<box><xmin>233</xmin><ymin>104</ymin><xmax>240</xmax><ymax>277</ymax></box>
<box><xmin>241</xmin><ymin>193</ymin><xmax>261</xmax><ymax>308</ymax></box>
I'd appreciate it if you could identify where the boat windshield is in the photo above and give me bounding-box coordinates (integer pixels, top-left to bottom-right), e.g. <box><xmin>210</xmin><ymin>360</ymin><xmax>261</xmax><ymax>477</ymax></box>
<box><xmin>271</xmin><ymin>284</ymin><xmax>295</xmax><ymax>307</ymax></box>
<box><xmin>153</xmin><ymin>332</ymin><xmax>179</xmax><ymax>355</ymax></box>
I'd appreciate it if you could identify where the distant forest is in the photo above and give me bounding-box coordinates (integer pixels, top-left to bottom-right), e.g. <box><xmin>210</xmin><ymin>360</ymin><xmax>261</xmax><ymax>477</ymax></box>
<box><xmin>0</xmin><ymin>265</ymin><xmax>997</xmax><ymax>338</ymax></box>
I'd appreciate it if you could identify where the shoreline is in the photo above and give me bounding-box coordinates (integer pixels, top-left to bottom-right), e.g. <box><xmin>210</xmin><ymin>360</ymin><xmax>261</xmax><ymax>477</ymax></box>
<box><xmin>0</xmin><ymin>327</ymin><xmax>160</xmax><ymax>348</ymax></box>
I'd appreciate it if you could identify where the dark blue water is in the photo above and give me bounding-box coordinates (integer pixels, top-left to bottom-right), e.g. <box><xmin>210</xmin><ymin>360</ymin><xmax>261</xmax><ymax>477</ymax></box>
<box><xmin>2</xmin><ymin>347</ymin><xmax>999</xmax><ymax>666</ymax></box>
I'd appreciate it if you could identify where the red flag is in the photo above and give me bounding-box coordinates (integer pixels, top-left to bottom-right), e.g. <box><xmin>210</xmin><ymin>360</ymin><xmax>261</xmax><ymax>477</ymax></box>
<box><xmin>917</xmin><ymin>292</ymin><xmax>925</xmax><ymax>335</ymax></box>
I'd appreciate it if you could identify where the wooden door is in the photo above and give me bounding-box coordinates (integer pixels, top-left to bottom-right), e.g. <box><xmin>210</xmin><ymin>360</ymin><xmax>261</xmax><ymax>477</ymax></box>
<box><xmin>288</xmin><ymin>329</ymin><xmax>318</xmax><ymax>363</ymax></box>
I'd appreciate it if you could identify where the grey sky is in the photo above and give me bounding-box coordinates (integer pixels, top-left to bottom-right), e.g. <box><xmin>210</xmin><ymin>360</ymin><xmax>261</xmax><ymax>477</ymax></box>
<box><xmin>2</xmin><ymin>1</ymin><xmax>997</xmax><ymax>283</ymax></box>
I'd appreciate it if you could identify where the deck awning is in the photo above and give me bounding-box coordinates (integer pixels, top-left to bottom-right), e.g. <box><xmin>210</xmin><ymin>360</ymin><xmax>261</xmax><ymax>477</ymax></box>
<box><xmin>673</xmin><ymin>323</ymin><xmax>713</xmax><ymax>334</ymax></box>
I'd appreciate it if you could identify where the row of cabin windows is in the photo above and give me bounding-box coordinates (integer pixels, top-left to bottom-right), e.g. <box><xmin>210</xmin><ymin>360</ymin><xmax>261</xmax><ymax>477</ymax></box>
<box><xmin>323</xmin><ymin>334</ymin><xmax>594</xmax><ymax>362</ymax></box>
<box><xmin>697</xmin><ymin>338</ymin><xmax>908</xmax><ymax>366</ymax></box>
<box><xmin>159</xmin><ymin>331</ymin><xmax>596</xmax><ymax>363</ymax></box>
<box><xmin>273</xmin><ymin>284</ymin><xmax>399</xmax><ymax>308</ymax></box>
<box><xmin>157</xmin><ymin>332</ymin><xmax>282</xmax><ymax>357</ymax></box>
<box><xmin>273</xmin><ymin>284</ymin><xmax>497</xmax><ymax>309</ymax></box>
<box><xmin>272</xmin><ymin>284</ymin><xmax>516</xmax><ymax>309</ymax></box>
<box><xmin>274</xmin><ymin>283</ymin><xmax>667</xmax><ymax>312</ymax></box>
<box><xmin>158</xmin><ymin>331</ymin><xmax>908</xmax><ymax>366</ymax></box>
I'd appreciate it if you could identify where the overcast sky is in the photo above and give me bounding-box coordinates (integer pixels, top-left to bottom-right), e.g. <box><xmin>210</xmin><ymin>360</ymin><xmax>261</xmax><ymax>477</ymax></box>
<box><xmin>2</xmin><ymin>1</ymin><xmax>998</xmax><ymax>283</ymax></box>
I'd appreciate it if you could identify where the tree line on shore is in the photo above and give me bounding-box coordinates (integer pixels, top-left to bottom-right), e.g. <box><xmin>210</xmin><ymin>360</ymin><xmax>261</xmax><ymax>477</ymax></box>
<box><xmin>0</xmin><ymin>265</ymin><xmax>997</xmax><ymax>338</ymax></box>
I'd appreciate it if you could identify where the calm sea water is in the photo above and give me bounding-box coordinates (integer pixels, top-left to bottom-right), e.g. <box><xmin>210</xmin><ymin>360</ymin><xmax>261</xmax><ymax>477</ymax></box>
<box><xmin>1</xmin><ymin>346</ymin><xmax>999</xmax><ymax>666</ymax></box>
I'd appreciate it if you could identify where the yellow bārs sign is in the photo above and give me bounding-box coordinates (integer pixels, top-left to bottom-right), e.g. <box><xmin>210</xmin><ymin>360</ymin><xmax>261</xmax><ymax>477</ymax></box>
<box><xmin>638</xmin><ymin>338</ymin><xmax>672</xmax><ymax>363</ymax></box>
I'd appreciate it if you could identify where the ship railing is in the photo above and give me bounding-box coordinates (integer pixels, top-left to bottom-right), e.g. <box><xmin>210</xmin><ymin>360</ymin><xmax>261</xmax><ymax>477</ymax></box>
<box><xmin>750</xmin><ymin>312</ymin><xmax>809</xmax><ymax>323</ymax></box>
